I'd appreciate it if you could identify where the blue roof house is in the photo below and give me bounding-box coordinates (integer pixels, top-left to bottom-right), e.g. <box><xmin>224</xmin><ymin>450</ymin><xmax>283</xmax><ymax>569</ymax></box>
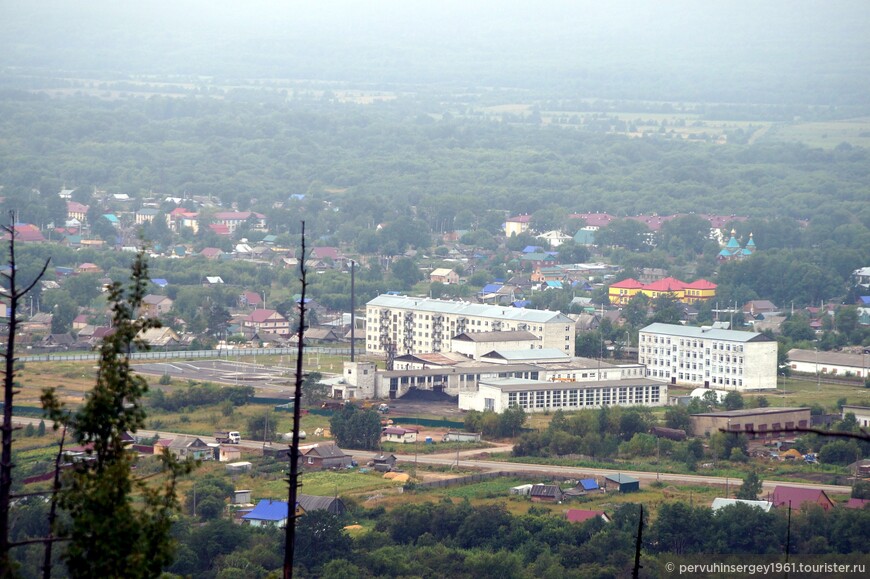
<box><xmin>241</xmin><ymin>499</ymin><xmax>290</xmax><ymax>528</ymax></box>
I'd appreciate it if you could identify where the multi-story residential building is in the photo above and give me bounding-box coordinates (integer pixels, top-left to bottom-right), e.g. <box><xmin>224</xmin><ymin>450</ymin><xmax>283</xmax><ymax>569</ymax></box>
<box><xmin>167</xmin><ymin>207</ymin><xmax>200</xmax><ymax>233</ymax></box>
<box><xmin>140</xmin><ymin>294</ymin><xmax>174</xmax><ymax>317</ymax></box>
<box><xmin>135</xmin><ymin>208</ymin><xmax>159</xmax><ymax>224</ymax></box>
<box><xmin>608</xmin><ymin>277</ymin><xmax>717</xmax><ymax>305</ymax></box>
<box><xmin>66</xmin><ymin>201</ymin><xmax>89</xmax><ymax>222</ymax></box>
<box><xmin>242</xmin><ymin>309</ymin><xmax>291</xmax><ymax>336</ymax></box>
<box><xmin>212</xmin><ymin>211</ymin><xmax>266</xmax><ymax>233</ymax></box>
<box><xmin>504</xmin><ymin>214</ymin><xmax>532</xmax><ymax>237</ymax></box>
<box><xmin>365</xmin><ymin>294</ymin><xmax>575</xmax><ymax>356</ymax></box>
<box><xmin>638</xmin><ymin>323</ymin><xmax>777</xmax><ymax>390</ymax></box>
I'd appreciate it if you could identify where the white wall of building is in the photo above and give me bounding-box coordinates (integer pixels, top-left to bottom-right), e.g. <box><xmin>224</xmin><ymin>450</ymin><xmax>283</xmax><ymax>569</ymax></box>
<box><xmin>639</xmin><ymin>323</ymin><xmax>776</xmax><ymax>390</ymax></box>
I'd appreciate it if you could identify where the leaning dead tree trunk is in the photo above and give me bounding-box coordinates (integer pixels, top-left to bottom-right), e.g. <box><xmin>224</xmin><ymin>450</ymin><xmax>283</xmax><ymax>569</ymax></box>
<box><xmin>284</xmin><ymin>222</ymin><xmax>308</xmax><ymax>579</ymax></box>
<box><xmin>0</xmin><ymin>217</ymin><xmax>50</xmax><ymax>574</ymax></box>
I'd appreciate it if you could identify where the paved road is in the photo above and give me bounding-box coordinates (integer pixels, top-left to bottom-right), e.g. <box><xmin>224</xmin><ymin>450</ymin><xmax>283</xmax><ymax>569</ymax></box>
<box><xmin>348</xmin><ymin>449</ymin><xmax>852</xmax><ymax>495</ymax></box>
<box><xmin>9</xmin><ymin>416</ymin><xmax>852</xmax><ymax>495</ymax></box>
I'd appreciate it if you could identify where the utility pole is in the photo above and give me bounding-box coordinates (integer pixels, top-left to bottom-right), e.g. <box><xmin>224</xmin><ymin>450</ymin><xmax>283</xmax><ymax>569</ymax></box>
<box><xmin>350</xmin><ymin>260</ymin><xmax>356</xmax><ymax>362</ymax></box>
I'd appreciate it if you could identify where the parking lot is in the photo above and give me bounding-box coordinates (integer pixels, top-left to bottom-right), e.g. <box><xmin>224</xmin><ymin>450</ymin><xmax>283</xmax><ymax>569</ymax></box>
<box><xmin>134</xmin><ymin>359</ymin><xmax>298</xmax><ymax>395</ymax></box>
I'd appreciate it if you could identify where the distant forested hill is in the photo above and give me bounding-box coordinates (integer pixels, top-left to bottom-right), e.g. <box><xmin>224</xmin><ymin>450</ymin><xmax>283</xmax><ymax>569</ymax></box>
<box><xmin>0</xmin><ymin>93</ymin><xmax>868</xmax><ymax>234</ymax></box>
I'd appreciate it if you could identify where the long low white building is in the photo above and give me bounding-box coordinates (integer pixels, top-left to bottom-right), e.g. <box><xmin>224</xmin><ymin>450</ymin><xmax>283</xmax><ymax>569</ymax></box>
<box><xmin>788</xmin><ymin>348</ymin><xmax>870</xmax><ymax>379</ymax></box>
<box><xmin>332</xmin><ymin>357</ymin><xmax>650</xmax><ymax>400</ymax></box>
<box><xmin>459</xmin><ymin>377</ymin><xmax>667</xmax><ymax>413</ymax></box>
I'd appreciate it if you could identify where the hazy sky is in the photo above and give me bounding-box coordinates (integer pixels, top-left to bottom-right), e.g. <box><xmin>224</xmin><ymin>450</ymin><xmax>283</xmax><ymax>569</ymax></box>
<box><xmin>2</xmin><ymin>1</ymin><xmax>868</xmax><ymax>102</ymax></box>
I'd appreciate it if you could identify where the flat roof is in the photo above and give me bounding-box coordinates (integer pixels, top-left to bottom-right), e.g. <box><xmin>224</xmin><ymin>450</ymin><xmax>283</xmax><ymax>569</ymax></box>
<box><xmin>454</xmin><ymin>330</ymin><xmax>539</xmax><ymax>342</ymax></box>
<box><xmin>479</xmin><ymin>377</ymin><xmax>662</xmax><ymax>392</ymax></box>
<box><xmin>691</xmin><ymin>407</ymin><xmax>810</xmax><ymax>418</ymax></box>
<box><xmin>481</xmin><ymin>348</ymin><xmax>570</xmax><ymax>362</ymax></box>
<box><xmin>787</xmin><ymin>348</ymin><xmax>867</xmax><ymax>367</ymax></box>
<box><xmin>368</xmin><ymin>294</ymin><xmax>573</xmax><ymax>324</ymax></box>
<box><xmin>382</xmin><ymin>363</ymin><xmax>541</xmax><ymax>378</ymax></box>
<box><xmin>640</xmin><ymin>323</ymin><xmax>772</xmax><ymax>343</ymax></box>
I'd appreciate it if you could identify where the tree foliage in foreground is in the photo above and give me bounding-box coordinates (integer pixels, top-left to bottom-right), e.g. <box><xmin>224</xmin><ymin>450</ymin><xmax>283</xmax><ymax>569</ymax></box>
<box><xmin>42</xmin><ymin>252</ymin><xmax>194</xmax><ymax>578</ymax></box>
<box><xmin>329</xmin><ymin>404</ymin><xmax>382</xmax><ymax>450</ymax></box>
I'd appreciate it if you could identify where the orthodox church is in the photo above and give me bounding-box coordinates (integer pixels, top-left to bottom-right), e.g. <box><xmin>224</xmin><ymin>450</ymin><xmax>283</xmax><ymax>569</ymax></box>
<box><xmin>717</xmin><ymin>230</ymin><xmax>756</xmax><ymax>261</ymax></box>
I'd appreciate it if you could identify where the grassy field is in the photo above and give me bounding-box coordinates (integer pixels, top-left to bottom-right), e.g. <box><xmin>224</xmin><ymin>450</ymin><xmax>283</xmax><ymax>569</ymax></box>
<box><xmin>765</xmin><ymin>117</ymin><xmax>870</xmax><ymax>148</ymax></box>
<box><xmin>769</xmin><ymin>377</ymin><xmax>870</xmax><ymax>410</ymax></box>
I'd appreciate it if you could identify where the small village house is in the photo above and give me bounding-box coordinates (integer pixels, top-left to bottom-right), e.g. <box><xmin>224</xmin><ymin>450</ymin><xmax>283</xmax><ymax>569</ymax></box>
<box><xmin>381</xmin><ymin>427</ymin><xmax>418</xmax><ymax>444</ymax></box>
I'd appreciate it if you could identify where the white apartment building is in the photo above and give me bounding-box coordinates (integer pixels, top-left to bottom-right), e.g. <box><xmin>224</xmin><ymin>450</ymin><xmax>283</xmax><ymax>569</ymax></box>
<box><xmin>638</xmin><ymin>323</ymin><xmax>777</xmax><ymax>390</ymax></box>
<box><xmin>366</xmin><ymin>295</ymin><xmax>575</xmax><ymax>356</ymax></box>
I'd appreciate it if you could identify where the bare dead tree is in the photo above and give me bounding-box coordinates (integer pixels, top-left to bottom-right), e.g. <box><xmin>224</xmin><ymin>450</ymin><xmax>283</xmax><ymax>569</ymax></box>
<box><xmin>284</xmin><ymin>221</ymin><xmax>307</xmax><ymax>579</ymax></box>
<box><xmin>632</xmin><ymin>504</ymin><xmax>644</xmax><ymax>579</ymax></box>
<box><xmin>41</xmin><ymin>424</ymin><xmax>67</xmax><ymax>579</ymax></box>
<box><xmin>1</xmin><ymin>217</ymin><xmax>50</xmax><ymax>574</ymax></box>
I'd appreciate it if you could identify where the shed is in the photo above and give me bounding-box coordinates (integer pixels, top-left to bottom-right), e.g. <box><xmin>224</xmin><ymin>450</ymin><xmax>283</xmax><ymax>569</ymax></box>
<box><xmin>297</xmin><ymin>494</ymin><xmax>347</xmax><ymax>516</ymax></box>
<box><xmin>441</xmin><ymin>431</ymin><xmax>482</xmax><ymax>443</ymax></box>
<box><xmin>578</xmin><ymin>478</ymin><xmax>600</xmax><ymax>492</ymax></box>
<box><xmin>232</xmin><ymin>490</ymin><xmax>252</xmax><ymax>505</ymax></box>
<box><xmin>710</xmin><ymin>498</ymin><xmax>773</xmax><ymax>512</ymax></box>
<box><xmin>530</xmin><ymin>484</ymin><xmax>563</xmax><ymax>502</ymax></box>
<box><xmin>226</xmin><ymin>461</ymin><xmax>253</xmax><ymax>474</ymax></box>
<box><xmin>604</xmin><ymin>474</ymin><xmax>639</xmax><ymax>493</ymax></box>
<box><xmin>510</xmin><ymin>484</ymin><xmax>533</xmax><ymax>496</ymax></box>
<box><xmin>219</xmin><ymin>445</ymin><xmax>242</xmax><ymax>463</ymax></box>
<box><xmin>372</xmin><ymin>454</ymin><xmax>397</xmax><ymax>472</ymax></box>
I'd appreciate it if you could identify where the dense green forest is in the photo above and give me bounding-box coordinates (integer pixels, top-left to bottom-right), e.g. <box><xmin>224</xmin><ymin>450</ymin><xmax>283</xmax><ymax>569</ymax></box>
<box><xmin>9</xmin><ymin>491</ymin><xmax>870</xmax><ymax>578</ymax></box>
<box><xmin>1</xmin><ymin>94</ymin><xmax>869</xmax><ymax>232</ymax></box>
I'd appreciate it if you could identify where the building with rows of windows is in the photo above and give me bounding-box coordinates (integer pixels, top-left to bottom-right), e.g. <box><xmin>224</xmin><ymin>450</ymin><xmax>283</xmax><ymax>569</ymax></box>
<box><xmin>638</xmin><ymin>323</ymin><xmax>777</xmax><ymax>390</ymax></box>
<box><xmin>458</xmin><ymin>377</ymin><xmax>666</xmax><ymax>413</ymax></box>
<box><xmin>365</xmin><ymin>294</ymin><xmax>575</xmax><ymax>356</ymax></box>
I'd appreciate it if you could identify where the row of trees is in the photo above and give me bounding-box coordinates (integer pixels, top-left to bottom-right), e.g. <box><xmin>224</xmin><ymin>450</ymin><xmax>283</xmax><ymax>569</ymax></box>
<box><xmin>158</xmin><ymin>495</ymin><xmax>870</xmax><ymax>577</ymax></box>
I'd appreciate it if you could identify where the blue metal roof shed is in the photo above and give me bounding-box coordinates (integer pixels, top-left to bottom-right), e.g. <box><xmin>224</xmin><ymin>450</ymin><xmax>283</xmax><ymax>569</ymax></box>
<box><xmin>579</xmin><ymin>478</ymin><xmax>599</xmax><ymax>491</ymax></box>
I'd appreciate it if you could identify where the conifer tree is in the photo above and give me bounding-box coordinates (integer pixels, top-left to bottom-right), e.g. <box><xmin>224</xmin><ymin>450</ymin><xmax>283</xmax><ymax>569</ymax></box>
<box><xmin>42</xmin><ymin>251</ymin><xmax>193</xmax><ymax>578</ymax></box>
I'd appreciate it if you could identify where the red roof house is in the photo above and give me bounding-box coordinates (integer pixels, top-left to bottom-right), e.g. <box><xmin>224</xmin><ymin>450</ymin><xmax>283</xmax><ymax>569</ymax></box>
<box><xmin>644</xmin><ymin>277</ymin><xmax>688</xmax><ymax>293</ymax></box>
<box><xmin>771</xmin><ymin>486</ymin><xmax>834</xmax><ymax>511</ymax></box>
<box><xmin>4</xmin><ymin>224</ymin><xmax>45</xmax><ymax>243</ymax></box>
<box><xmin>843</xmin><ymin>498</ymin><xmax>870</xmax><ymax>509</ymax></box>
<box><xmin>566</xmin><ymin>509</ymin><xmax>611</xmax><ymax>523</ymax></box>
<box><xmin>310</xmin><ymin>247</ymin><xmax>342</xmax><ymax>261</ymax></box>
<box><xmin>208</xmin><ymin>223</ymin><xmax>231</xmax><ymax>236</ymax></box>
<box><xmin>242</xmin><ymin>309</ymin><xmax>290</xmax><ymax>336</ymax></box>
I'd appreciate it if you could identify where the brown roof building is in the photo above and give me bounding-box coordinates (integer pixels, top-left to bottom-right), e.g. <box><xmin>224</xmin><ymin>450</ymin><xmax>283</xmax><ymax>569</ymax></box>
<box><xmin>690</xmin><ymin>407</ymin><xmax>810</xmax><ymax>438</ymax></box>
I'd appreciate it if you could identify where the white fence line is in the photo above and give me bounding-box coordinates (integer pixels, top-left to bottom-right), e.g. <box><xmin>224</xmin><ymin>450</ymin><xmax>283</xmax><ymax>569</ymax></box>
<box><xmin>20</xmin><ymin>346</ymin><xmax>352</xmax><ymax>363</ymax></box>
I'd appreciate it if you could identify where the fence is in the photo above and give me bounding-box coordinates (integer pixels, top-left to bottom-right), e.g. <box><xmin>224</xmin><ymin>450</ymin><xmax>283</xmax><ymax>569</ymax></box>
<box><xmin>404</xmin><ymin>470</ymin><xmax>565</xmax><ymax>492</ymax></box>
<box><xmin>390</xmin><ymin>417</ymin><xmax>465</xmax><ymax>429</ymax></box>
<box><xmin>19</xmin><ymin>346</ymin><xmax>351</xmax><ymax>364</ymax></box>
<box><xmin>0</xmin><ymin>404</ymin><xmax>44</xmax><ymax>417</ymax></box>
